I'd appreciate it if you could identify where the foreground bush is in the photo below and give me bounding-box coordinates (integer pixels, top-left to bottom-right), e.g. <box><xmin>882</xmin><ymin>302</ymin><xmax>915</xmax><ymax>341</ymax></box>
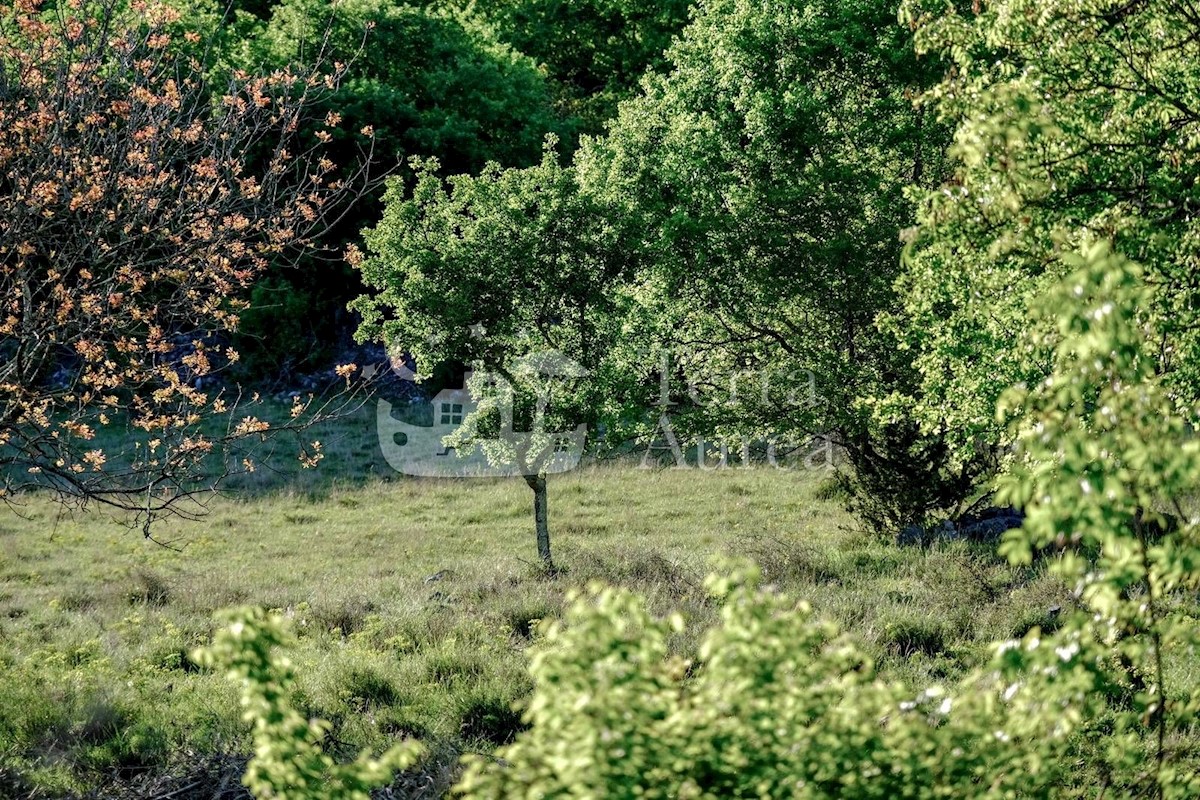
<box><xmin>456</xmin><ymin>567</ymin><xmax>1088</xmax><ymax>798</ymax></box>
<box><xmin>196</xmin><ymin>608</ymin><xmax>423</xmax><ymax>800</ymax></box>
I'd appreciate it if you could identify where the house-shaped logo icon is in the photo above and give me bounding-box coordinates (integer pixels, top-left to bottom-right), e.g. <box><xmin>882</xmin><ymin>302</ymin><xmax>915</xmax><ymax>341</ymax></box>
<box><xmin>377</xmin><ymin>359</ymin><xmax>587</xmax><ymax>478</ymax></box>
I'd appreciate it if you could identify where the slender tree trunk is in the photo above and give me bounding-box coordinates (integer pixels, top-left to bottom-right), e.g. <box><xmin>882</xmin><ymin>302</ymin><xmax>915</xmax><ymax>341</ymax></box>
<box><xmin>524</xmin><ymin>472</ymin><xmax>552</xmax><ymax>570</ymax></box>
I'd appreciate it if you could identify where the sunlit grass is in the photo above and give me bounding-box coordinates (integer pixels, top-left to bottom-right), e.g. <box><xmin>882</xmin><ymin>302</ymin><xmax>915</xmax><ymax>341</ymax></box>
<box><xmin>0</xmin><ymin>450</ymin><xmax>1074</xmax><ymax>797</ymax></box>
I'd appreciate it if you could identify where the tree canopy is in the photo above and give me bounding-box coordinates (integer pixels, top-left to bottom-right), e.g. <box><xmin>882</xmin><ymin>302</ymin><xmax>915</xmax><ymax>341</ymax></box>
<box><xmin>891</xmin><ymin>0</ymin><xmax>1200</xmax><ymax>476</ymax></box>
<box><xmin>353</xmin><ymin>141</ymin><xmax>637</xmax><ymax>565</ymax></box>
<box><xmin>477</xmin><ymin>0</ymin><xmax>694</xmax><ymax>133</ymax></box>
<box><xmin>576</xmin><ymin>0</ymin><xmax>969</xmax><ymax>526</ymax></box>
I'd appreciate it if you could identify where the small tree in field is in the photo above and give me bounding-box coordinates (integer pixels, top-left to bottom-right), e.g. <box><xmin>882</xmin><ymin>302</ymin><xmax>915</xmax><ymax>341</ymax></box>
<box><xmin>0</xmin><ymin>0</ymin><xmax>374</xmax><ymax>534</ymax></box>
<box><xmin>354</xmin><ymin>144</ymin><xmax>633</xmax><ymax>570</ymax></box>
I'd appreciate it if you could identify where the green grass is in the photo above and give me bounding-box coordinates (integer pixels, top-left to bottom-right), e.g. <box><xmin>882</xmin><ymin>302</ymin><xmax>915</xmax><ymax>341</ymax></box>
<box><xmin>0</xmin><ymin>457</ymin><xmax>1072</xmax><ymax>798</ymax></box>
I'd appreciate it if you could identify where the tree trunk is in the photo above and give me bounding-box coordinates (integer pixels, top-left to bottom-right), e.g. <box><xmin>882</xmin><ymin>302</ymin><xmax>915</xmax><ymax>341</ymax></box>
<box><xmin>524</xmin><ymin>472</ymin><xmax>552</xmax><ymax>570</ymax></box>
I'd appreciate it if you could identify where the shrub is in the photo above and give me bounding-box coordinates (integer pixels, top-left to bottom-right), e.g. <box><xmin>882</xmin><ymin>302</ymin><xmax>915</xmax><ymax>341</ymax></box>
<box><xmin>195</xmin><ymin>608</ymin><xmax>423</xmax><ymax>800</ymax></box>
<box><xmin>454</xmin><ymin>564</ymin><xmax>1089</xmax><ymax>798</ymax></box>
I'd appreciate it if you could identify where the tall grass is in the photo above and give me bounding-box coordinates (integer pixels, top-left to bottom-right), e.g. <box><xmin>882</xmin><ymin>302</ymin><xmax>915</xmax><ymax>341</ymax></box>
<box><xmin>0</xmin><ymin>447</ymin><xmax>1068</xmax><ymax>796</ymax></box>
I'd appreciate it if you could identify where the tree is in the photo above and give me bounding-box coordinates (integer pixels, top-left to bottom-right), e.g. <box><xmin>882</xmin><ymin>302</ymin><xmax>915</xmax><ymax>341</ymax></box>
<box><xmin>353</xmin><ymin>143</ymin><xmax>633</xmax><ymax>569</ymax></box>
<box><xmin>477</xmin><ymin>0</ymin><xmax>694</xmax><ymax>134</ymax></box>
<box><xmin>255</xmin><ymin>0</ymin><xmax>563</xmax><ymax>177</ymax></box>
<box><xmin>578</xmin><ymin>0</ymin><xmax>970</xmax><ymax>532</ymax></box>
<box><xmin>891</xmin><ymin>0</ymin><xmax>1200</xmax><ymax>485</ymax></box>
<box><xmin>359</xmin><ymin>0</ymin><xmax>974</xmax><ymax>539</ymax></box>
<box><xmin>0</xmin><ymin>0</ymin><xmax>372</xmax><ymax>534</ymax></box>
<box><xmin>228</xmin><ymin>0</ymin><xmax>569</xmax><ymax>378</ymax></box>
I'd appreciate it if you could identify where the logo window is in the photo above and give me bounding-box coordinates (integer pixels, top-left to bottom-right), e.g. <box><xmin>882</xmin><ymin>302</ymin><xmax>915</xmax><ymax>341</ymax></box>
<box><xmin>440</xmin><ymin>403</ymin><xmax>463</xmax><ymax>425</ymax></box>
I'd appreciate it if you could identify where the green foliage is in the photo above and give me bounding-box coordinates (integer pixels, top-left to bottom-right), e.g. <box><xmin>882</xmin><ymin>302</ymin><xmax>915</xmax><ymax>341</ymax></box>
<box><xmin>574</xmin><ymin>0</ymin><xmax>967</xmax><ymax>530</ymax></box>
<box><xmin>995</xmin><ymin>244</ymin><xmax>1200</xmax><ymax>796</ymax></box>
<box><xmin>14</xmin><ymin>0</ymin><xmax>1200</xmax><ymax>794</ymax></box>
<box><xmin>235</xmin><ymin>275</ymin><xmax>333</xmax><ymax>381</ymax></box>
<box><xmin>353</xmin><ymin>138</ymin><xmax>641</xmax><ymax>484</ymax></box>
<box><xmin>355</xmin><ymin>141</ymin><xmax>624</xmax><ymax>386</ymax></box>
<box><xmin>194</xmin><ymin>608</ymin><xmax>424</xmax><ymax>800</ymax></box>
<box><xmin>256</xmin><ymin>0</ymin><xmax>562</xmax><ymax>175</ymax></box>
<box><xmin>224</xmin><ymin>0</ymin><xmax>569</xmax><ymax>378</ymax></box>
<box><xmin>478</xmin><ymin>0</ymin><xmax>693</xmax><ymax>132</ymax></box>
<box><xmin>892</xmin><ymin>0</ymin><xmax>1200</xmax><ymax>478</ymax></box>
<box><xmin>354</xmin><ymin>0</ymin><xmax>973</xmax><ymax>533</ymax></box>
<box><xmin>453</xmin><ymin>564</ymin><xmax>1072</xmax><ymax>798</ymax></box>
<box><xmin>355</xmin><ymin>138</ymin><xmax>641</xmax><ymax>563</ymax></box>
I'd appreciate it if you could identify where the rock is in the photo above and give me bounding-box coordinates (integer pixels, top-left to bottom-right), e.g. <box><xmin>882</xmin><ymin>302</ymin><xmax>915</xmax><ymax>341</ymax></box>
<box><xmin>898</xmin><ymin>524</ymin><xmax>926</xmax><ymax>546</ymax></box>
<box><xmin>898</xmin><ymin>519</ymin><xmax>959</xmax><ymax>547</ymax></box>
<box><xmin>961</xmin><ymin>516</ymin><xmax>1023</xmax><ymax>542</ymax></box>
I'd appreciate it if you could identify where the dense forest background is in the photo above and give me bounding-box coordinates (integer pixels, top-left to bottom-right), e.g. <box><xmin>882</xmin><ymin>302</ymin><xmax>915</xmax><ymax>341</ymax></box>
<box><xmin>199</xmin><ymin>0</ymin><xmax>693</xmax><ymax>384</ymax></box>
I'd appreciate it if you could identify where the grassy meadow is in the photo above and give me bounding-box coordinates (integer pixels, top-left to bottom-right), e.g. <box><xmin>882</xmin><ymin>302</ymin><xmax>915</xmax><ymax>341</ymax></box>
<box><xmin>0</xmin><ymin>408</ymin><xmax>1076</xmax><ymax>798</ymax></box>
